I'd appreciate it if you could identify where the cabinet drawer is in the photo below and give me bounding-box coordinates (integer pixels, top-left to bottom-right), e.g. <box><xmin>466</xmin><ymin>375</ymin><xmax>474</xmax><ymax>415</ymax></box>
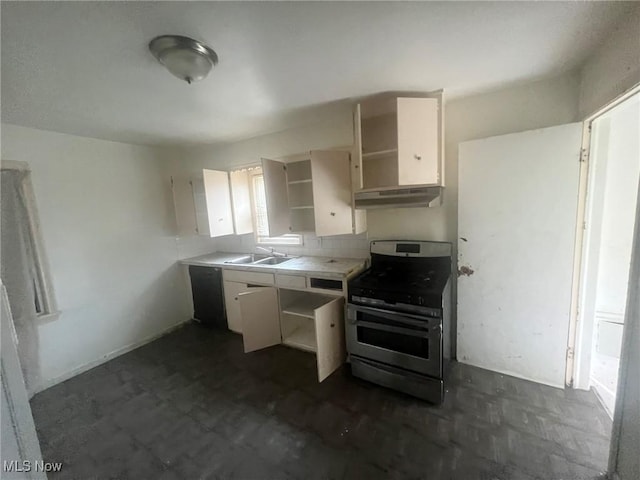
<box><xmin>276</xmin><ymin>274</ymin><xmax>307</xmax><ymax>289</ymax></box>
<box><xmin>223</xmin><ymin>269</ymin><xmax>274</xmax><ymax>285</ymax></box>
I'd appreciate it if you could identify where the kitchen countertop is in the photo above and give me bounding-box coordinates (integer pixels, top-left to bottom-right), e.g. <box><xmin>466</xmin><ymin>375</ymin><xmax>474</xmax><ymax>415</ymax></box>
<box><xmin>180</xmin><ymin>252</ymin><xmax>368</xmax><ymax>279</ymax></box>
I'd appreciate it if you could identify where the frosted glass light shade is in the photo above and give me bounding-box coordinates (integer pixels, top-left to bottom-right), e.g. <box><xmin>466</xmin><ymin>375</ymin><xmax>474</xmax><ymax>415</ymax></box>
<box><xmin>161</xmin><ymin>49</ymin><xmax>212</xmax><ymax>83</ymax></box>
<box><xmin>149</xmin><ymin>35</ymin><xmax>218</xmax><ymax>84</ymax></box>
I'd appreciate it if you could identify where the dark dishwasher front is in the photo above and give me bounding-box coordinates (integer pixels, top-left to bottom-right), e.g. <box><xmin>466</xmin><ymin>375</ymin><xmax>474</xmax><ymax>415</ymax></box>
<box><xmin>188</xmin><ymin>265</ymin><xmax>226</xmax><ymax>329</ymax></box>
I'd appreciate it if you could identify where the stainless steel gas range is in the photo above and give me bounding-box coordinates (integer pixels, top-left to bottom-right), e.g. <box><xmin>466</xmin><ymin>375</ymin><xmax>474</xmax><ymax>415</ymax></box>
<box><xmin>346</xmin><ymin>240</ymin><xmax>452</xmax><ymax>404</ymax></box>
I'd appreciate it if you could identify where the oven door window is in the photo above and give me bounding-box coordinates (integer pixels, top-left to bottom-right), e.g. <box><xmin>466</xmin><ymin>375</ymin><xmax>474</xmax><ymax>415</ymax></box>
<box><xmin>356</xmin><ymin>311</ymin><xmax>430</xmax><ymax>359</ymax></box>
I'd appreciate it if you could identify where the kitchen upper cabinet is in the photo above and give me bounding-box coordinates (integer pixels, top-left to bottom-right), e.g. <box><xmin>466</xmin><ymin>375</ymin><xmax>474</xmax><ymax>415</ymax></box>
<box><xmin>182</xmin><ymin>169</ymin><xmax>253</xmax><ymax>238</ymax></box>
<box><xmin>262</xmin><ymin>150</ymin><xmax>364</xmax><ymax>236</ymax></box>
<box><xmin>352</xmin><ymin>93</ymin><xmax>443</xmax><ymax>191</ymax></box>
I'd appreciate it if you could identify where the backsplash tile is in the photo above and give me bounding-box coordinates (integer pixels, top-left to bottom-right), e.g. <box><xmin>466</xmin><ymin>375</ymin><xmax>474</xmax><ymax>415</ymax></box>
<box><xmin>213</xmin><ymin>232</ymin><xmax>370</xmax><ymax>259</ymax></box>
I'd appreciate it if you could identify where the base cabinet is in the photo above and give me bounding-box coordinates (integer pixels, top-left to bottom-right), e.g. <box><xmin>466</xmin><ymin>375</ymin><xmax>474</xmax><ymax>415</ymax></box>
<box><xmin>280</xmin><ymin>290</ymin><xmax>345</xmax><ymax>382</ymax></box>
<box><xmin>227</xmin><ymin>274</ymin><xmax>346</xmax><ymax>382</ymax></box>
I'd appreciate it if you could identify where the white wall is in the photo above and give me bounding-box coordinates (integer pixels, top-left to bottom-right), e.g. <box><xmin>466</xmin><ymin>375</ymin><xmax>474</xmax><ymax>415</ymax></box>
<box><xmin>579</xmin><ymin>4</ymin><xmax>640</xmax><ymax>117</ymax></box>
<box><xmin>1</xmin><ymin>124</ymin><xmax>190</xmax><ymax>390</ymax></box>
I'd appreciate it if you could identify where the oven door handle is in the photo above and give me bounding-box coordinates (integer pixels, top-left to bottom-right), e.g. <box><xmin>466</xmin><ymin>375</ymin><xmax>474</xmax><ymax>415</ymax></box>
<box><xmin>355</xmin><ymin>320</ymin><xmax>432</xmax><ymax>338</ymax></box>
<box><xmin>348</xmin><ymin>304</ymin><xmax>438</xmax><ymax>328</ymax></box>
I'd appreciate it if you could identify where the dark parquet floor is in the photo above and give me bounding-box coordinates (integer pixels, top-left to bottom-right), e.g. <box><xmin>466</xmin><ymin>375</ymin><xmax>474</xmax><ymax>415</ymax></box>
<box><xmin>31</xmin><ymin>323</ymin><xmax>612</xmax><ymax>480</ymax></box>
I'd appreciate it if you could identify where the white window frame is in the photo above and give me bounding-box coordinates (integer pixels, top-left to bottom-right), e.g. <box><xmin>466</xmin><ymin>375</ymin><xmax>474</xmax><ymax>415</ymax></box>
<box><xmin>245</xmin><ymin>167</ymin><xmax>302</xmax><ymax>246</ymax></box>
<box><xmin>1</xmin><ymin>160</ymin><xmax>58</xmax><ymax>321</ymax></box>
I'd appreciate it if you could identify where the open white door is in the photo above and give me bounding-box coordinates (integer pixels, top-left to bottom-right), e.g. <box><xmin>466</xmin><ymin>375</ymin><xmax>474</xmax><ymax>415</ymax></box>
<box><xmin>457</xmin><ymin>123</ymin><xmax>583</xmax><ymax>388</ymax></box>
<box><xmin>1</xmin><ymin>283</ymin><xmax>46</xmax><ymax>480</ymax></box>
<box><xmin>238</xmin><ymin>287</ymin><xmax>281</xmax><ymax>353</ymax></box>
<box><xmin>261</xmin><ymin>158</ymin><xmax>290</xmax><ymax>237</ymax></box>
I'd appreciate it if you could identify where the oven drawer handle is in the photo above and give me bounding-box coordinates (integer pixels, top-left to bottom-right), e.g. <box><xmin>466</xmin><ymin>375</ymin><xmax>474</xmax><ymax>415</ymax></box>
<box><xmin>355</xmin><ymin>320</ymin><xmax>433</xmax><ymax>339</ymax></box>
<box><xmin>348</xmin><ymin>304</ymin><xmax>438</xmax><ymax>327</ymax></box>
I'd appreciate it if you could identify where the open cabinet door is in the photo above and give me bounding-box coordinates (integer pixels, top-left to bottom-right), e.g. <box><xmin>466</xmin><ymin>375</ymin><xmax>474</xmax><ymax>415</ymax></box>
<box><xmin>352</xmin><ymin>104</ymin><xmax>364</xmax><ymax>191</ymax></box>
<box><xmin>203</xmin><ymin>169</ymin><xmax>234</xmax><ymax>237</ymax></box>
<box><xmin>310</xmin><ymin>150</ymin><xmax>353</xmax><ymax>237</ymax></box>
<box><xmin>261</xmin><ymin>158</ymin><xmax>290</xmax><ymax>236</ymax></box>
<box><xmin>238</xmin><ymin>287</ymin><xmax>281</xmax><ymax>353</ymax></box>
<box><xmin>315</xmin><ymin>297</ymin><xmax>345</xmax><ymax>382</ymax></box>
<box><xmin>457</xmin><ymin>123</ymin><xmax>582</xmax><ymax>388</ymax></box>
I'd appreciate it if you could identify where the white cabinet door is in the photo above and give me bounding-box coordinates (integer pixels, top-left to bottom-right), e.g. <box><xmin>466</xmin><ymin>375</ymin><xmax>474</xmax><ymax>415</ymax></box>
<box><xmin>310</xmin><ymin>150</ymin><xmax>353</xmax><ymax>236</ymax></box>
<box><xmin>261</xmin><ymin>158</ymin><xmax>290</xmax><ymax>236</ymax></box>
<box><xmin>397</xmin><ymin>97</ymin><xmax>439</xmax><ymax>186</ymax></box>
<box><xmin>223</xmin><ymin>281</ymin><xmax>247</xmax><ymax>334</ymax></box>
<box><xmin>314</xmin><ymin>297</ymin><xmax>345</xmax><ymax>382</ymax></box>
<box><xmin>191</xmin><ymin>177</ymin><xmax>211</xmax><ymax>236</ymax></box>
<box><xmin>238</xmin><ymin>287</ymin><xmax>281</xmax><ymax>353</ymax></box>
<box><xmin>352</xmin><ymin>104</ymin><xmax>364</xmax><ymax>191</ymax></box>
<box><xmin>203</xmin><ymin>169</ymin><xmax>234</xmax><ymax>237</ymax></box>
<box><xmin>229</xmin><ymin>170</ymin><xmax>253</xmax><ymax>235</ymax></box>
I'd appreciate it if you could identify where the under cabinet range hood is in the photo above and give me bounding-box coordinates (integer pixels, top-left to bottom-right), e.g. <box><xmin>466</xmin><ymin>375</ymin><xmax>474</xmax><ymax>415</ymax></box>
<box><xmin>354</xmin><ymin>186</ymin><xmax>443</xmax><ymax>209</ymax></box>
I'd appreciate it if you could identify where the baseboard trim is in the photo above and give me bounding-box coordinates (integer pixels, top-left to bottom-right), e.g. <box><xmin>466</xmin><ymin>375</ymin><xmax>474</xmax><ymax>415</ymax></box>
<box><xmin>457</xmin><ymin>358</ymin><xmax>565</xmax><ymax>389</ymax></box>
<box><xmin>590</xmin><ymin>378</ymin><xmax>615</xmax><ymax>419</ymax></box>
<box><xmin>33</xmin><ymin>319</ymin><xmax>190</xmax><ymax>395</ymax></box>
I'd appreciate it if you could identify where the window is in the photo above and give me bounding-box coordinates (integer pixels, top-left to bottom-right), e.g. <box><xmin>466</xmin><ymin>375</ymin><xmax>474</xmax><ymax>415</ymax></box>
<box><xmin>0</xmin><ymin>162</ymin><xmax>56</xmax><ymax>318</ymax></box>
<box><xmin>248</xmin><ymin>169</ymin><xmax>302</xmax><ymax>246</ymax></box>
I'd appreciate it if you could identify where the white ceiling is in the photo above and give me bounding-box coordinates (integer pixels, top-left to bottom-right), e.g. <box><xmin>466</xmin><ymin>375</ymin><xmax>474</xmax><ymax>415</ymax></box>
<box><xmin>1</xmin><ymin>1</ymin><xmax>634</xmax><ymax>147</ymax></box>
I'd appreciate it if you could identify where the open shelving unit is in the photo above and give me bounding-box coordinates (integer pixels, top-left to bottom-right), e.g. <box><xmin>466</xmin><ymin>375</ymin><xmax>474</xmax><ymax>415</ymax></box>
<box><xmin>285</xmin><ymin>158</ymin><xmax>316</xmax><ymax>232</ymax></box>
<box><xmin>279</xmin><ymin>290</ymin><xmax>336</xmax><ymax>353</ymax></box>
<box><xmin>281</xmin><ymin>314</ymin><xmax>317</xmax><ymax>352</ymax></box>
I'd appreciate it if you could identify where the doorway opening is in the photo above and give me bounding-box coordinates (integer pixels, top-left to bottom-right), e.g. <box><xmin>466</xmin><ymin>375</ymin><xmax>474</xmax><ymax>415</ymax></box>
<box><xmin>571</xmin><ymin>91</ymin><xmax>640</xmax><ymax>416</ymax></box>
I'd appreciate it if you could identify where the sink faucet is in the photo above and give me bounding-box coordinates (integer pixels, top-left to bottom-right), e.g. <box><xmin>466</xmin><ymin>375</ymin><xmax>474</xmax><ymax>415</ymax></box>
<box><xmin>256</xmin><ymin>246</ymin><xmax>287</xmax><ymax>257</ymax></box>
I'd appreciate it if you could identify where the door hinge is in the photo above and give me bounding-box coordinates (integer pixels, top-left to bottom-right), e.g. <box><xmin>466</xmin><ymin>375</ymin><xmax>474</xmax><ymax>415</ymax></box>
<box><xmin>580</xmin><ymin>148</ymin><xmax>588</xmax><ymax>163</ymax></box>
<box><xmin>583</xmin><ymin>221</ymin><xmax>587</xmax><ymax>231</ymax></box>
<box><xmin>170</xmin><ymin>176</ymin><xmax>174</xmax><ymax>188</ymax></box>
<box><xmin>283</xmin><ymin>165</ymin><xmax>287</xmax><ymax>171</ymax></box>
<box><xmin>566</xmin><ymin>346</ymin><xmax>574</xmax><ymax>360</ymax></box>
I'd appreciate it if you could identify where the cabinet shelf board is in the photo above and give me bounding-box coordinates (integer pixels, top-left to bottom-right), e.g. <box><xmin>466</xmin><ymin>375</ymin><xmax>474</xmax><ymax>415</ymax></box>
<box><xmin>281</xmin><ymin>296</ymin><xmax>330</xmax><ymax>318</ymax></box>
<box><xmin>362</xmin><ymin>149</ymin><xmax>398</xmax><ymax>160</ymax></box>
<box><xmin>290</xmin><ymin>205</ymin><xmax>314</xmax><ymax>210</ymax></box>
<box><xmin>282</xmin><ymin>324</ymin><xmax>317</xmax><ymax>352</ymax></box>
<box><xmin>288</xmin><ymin>179</ymin><xmax>312</xmax><ymax>185</ymax></box>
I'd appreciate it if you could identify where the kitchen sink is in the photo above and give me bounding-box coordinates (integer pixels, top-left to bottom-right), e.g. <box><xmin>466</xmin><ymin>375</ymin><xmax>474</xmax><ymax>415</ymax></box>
<box><xmin>224</xmin><ymin>254</ymin><xmax>271</xmax><ymax>264</ymax></box>
<box><xmin>252</xmin><ymin>256</ymin><xmax>292</xmax><ymax>265</ymax></box>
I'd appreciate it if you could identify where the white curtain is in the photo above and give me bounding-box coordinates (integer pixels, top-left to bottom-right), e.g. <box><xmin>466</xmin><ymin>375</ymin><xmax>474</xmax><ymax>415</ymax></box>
<box><xmin>0</xmin><ymin>169</ymin><xmax>41</xmax><ymax>396</ymax></box>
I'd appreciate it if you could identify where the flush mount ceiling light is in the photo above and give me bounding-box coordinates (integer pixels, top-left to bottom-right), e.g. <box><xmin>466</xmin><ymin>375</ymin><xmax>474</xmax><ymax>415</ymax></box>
<box><xmin>149</xmin><ymin>35</ymin><xmax>218</xmax><ymax>84</ymax></box>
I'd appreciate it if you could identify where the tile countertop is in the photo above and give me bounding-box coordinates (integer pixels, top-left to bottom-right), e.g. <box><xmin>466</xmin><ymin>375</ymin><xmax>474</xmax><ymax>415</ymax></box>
<box><xmin>179</xmin><ymin>252</ymin><xmax>368</xmax><ymax>279</ymax></box>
